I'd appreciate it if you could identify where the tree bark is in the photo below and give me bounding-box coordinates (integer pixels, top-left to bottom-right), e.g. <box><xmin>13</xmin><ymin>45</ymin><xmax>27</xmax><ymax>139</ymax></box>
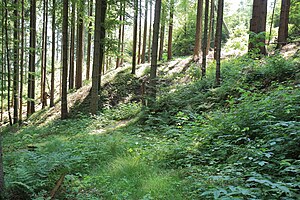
<box><xmin>141</xmin><ymin>0</ymin><xmax>148</xmax><ymax>63</ymax></box>
<box><xmin>159</xmin><ymin>5</ymin><xmax>165</xmax><ymax>61</ymax></box>
<box><xmin>138</xmin><ymin>0</ymin><xmax>142</xmax><ymax>64</ymax></box>
<box><xmin>167</xmin><ymin>0</ymin><xmax>174</xmax><ymax>61</ymax></box>
<box><xmin>277</xmin><ymin>0</ymin><xmax>290</xmax><ymax>49</ymax></box>
<box><xmin>61</xmin><ymin>0</ymin><xmax>69</xmax><ymax>119</ymax></box>
<box><xmin>76</xmin><ymin>1</ymin><xmax>84</xmax><ymax>89</ymax></box>
<box><xmin>132</xmin><ymin>0</ymin><xmax>138</xmax><ymax>74</ymax></box>
<box><xmin>148</xmin><ymin>0</ymin><xmax>153</xmax><ymax>62</ymax></box>
<box><xmin>248</xmin><ymin>0</ymin><xmax>267</xmax><ymax>55</ymax></box>
<box><xmin>201</xmin><ymin>0</ymin><xmax>209</xmax><ymax>78</ymax></box>
<box><xmin>13</xmin><ymin>0</ymin><xmax>19</xmax><ymax>124</ymax></box>
<box><xmin>19</xmin><ymin>0</ymin><xmax>25</xmax><ymax>122</ymax></box>
<box><xmin>41</xmin><ymin>0</ymin><xmax>48</xmax><ymax>108</ymax></box>
<box><xmin>120</xmin><ymin>1</ymin><xmax>126</xmax><ymax>66</ymax></box>
<box><xmin>1</xmin><ymin>5</ymin><xmax>4</xmax><ymax>122</ymax></box>
<box><xmin>27</xmin><ymin>0</ymin><xmax>36</xmax><ymax>117</ymax></box>
<box><xmin>206</xmin><ymin>0</ymin><xmax>214</xmax><ymax>55</ymax></box>
<box><xmin>69</xmin><ymin>1</ymin><xmax>75</xmax><ymax>90</ymax></box>
<box><xmin>91</xmin><ymin>0</ymin><xmax>107</xmax><ymax>114</ymax></box>
<box><xmin>50</xmin><ymin>0</ymin><xmax>56</xmax><ymax>107</ymax></box>
<box><xmin>215</xmin><ymin>0</ymin><xmax>223</xmax><ymax>86</ymax></box>
<box><xmin>0</xmin><ymin>132</ymin><xmax>4</xmax><ymax>198</ymax></box>
<box><xmin>86</xmin><ymin>0</ymin><xmax>93</xmax><ymax>79</ymax></box>
<box><xmin>149</xmin><ymin>0</ymin><xmax>162</xmax><ymax>107</ymax></box>
<box><xmin>268</xmin><ymin>0</ymin><xmax>277</xmax><ymax>45</ymax></box>
<box><xmin>193</xmin><ymin>0</ymin><xmax>203</xmax><ymax>61</ymax></box>
<box><xmin>116</xmin><ymin>1</ymin><xmax>123</xmax><ymax>69</ymax></box>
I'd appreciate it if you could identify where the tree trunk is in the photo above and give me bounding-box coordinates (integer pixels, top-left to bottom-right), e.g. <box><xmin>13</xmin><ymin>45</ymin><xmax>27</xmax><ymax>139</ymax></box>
<box><xmin>141</xmin><ymin>0</ymin><xmax>148</xmax><ymax>63</ymax></box>
<box><xmin>19</xmin><ymin>0</ymin><xmax>25</xmax><ymax>122</ymax></box>
<box><xmin>215</xmin><ymin>0</ymin><xmax>223</xmax><ymax>85</ymax></box>
<box><xmin>277</xmin><ymin>0</ymin><xmax>290</xmax><ymax>49</ymax></box>
<box><xmin>86</xmin><ymin>0</ymin><xmax>93</xmax><ymax>79</ymax></box>
<box><xmin>148</xmin><ymin>0</ymin><xmax>152</xmax><ymax>62</ymax></box>
<box><xmin>69</xmin><ymin>1</ymin><xmax>75</xmax><ymax>90</ymax></box>
<box><xmin>206</xmin><ymin>0</ymin><xmax>214</xmax><ymax>55</ymax></box>
<box><xmin>41</xmin><ymin>0</ymin><xmax>48</xmax><ymax>108</ymax></box>
<box><xmin>137</xmin><ymin>0</ymin><xmax>142</xmax><ymax>64</ymax></box>
<box><xmin>61</xmin><ymin>0</ymin><xmax>69</xmax><ymax>119</ymax></box>
<box><xmin>91</xmin><ymin>0</ymin><xmax>107</xmax><ymax>114</ymax></box>
<box><xmin>193</xmin><ymin>0</ymin><xmax>203</xmax><ymax>61</ymax></box>
<box><xmin>76</xmin><ymin>1</ymin><xmax>84</xmax><ymax>89</ymax></box>
<box><xmin>159</xmin><ymin>5</ymin><xmax>165</xmax><ymax>61</ymax></box>
<box><xmin>50</xmin><ymin>0</ymin><xmax>56</xmax><ymax>107</ymax></box>
<box><xmin>149</xmin><ymin>0</ymin><xmax>162</xmax><ymax>107</ymax></box>
<box><xmin>132</xmin><ymin>0</ymin><xmax>138</xmax><ymax>74</ymax></box>
<box><xmin>27</xmin><ymin>0</ymin><xmax>36</xmax><ymax>117</ymax></box>
<box><xmin>0</xmin><ymin>132</ymin><xmax>4</xmax><ymax>198</ymax></box>
<box><xmin>120</xmin><ymin>1</ymin><xmax>125</xmax><ymax>66</ymax></box>
<box><xmin>1</xmin><ymin>5</ymin><xmax>4</xmax><ymax>122</ymax></box>
<box><xmin>268</xmin><ymin>0</ymin><xmax>277</xmax><ymax>45</ymax></box>
<box><xmin>201</xmin><ymin>0</ymin><xmax>209</xmax><ymax>78</ymax></box>
<box><xmin>167</xmin><ymin>0</ymin><xmax>174</xmax><ymax>61</ymax></box>
<box><xmin>13</xmin><ymin>0</ymin><xmax>19</xmax><ymax>124</ymax></box>
<box><xmin>116</xmin><ymin>1</ymin><xmax>123</xmax><ymax>69</ymax></box>
<box><xmin>248</xmin><ymin>0</ymin><xmax>267</xmax><ymax>55</ymax></box>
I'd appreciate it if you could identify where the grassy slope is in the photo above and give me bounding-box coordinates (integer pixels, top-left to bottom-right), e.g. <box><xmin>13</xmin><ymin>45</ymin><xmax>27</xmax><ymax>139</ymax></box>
<box><xmin>2</xmin><ymin>50</ymin><xmax>300</xmax><ymax>199</ymax></box>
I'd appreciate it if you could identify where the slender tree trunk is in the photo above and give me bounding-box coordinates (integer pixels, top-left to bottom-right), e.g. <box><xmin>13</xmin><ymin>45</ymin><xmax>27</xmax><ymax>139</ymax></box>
<box><xmin>76</xmin><ymin>1</ymin><xmax>84</xmax><ymax>89</ymax></box>
<box><xmin>201</xmin><ymin>0</ymin><xmax>209</xmax><ymax>78</ymax></box>
<box><xmin>1</xmin><ymin>5</ymin><xmax>4</xmax><ymax>122</ymax></box>
<box><xmin>248</xmin><ymin>0</ymin><xmax>267</xmax><ymax>55</ymax></box>
<box><xmin>50</xmin><ymin>0</ymin><xmax>56</xmax><ymax>107</ymax></box>
<box><xmin>148</xmin><ymin>0</ymin><xmax>152</xmax><ymax>62</ymax></box>
<box><xmin>86</xmin><ymin>0</ymin><xmax>93</xmax><ymax>78</ymax></box>
<box><xmin>149</xmin><ymin>0</ymin><xmax>161</xmax><ymax>107</ymax></box>
<box><xmin>159</xmin><ymin>5</ymin><xmax>165</xmax><ymax>61</ymax></box>
<box><xmin>91</xmin><ymin>0</ymin><xmax>107</xmax><ymax>114</ymax></box>
<box><xmin>27</xmin><ymin>0</ymin><xmax>36</xmax><ymax>117</ymax></box>
<box><xmin>268</xmin><ymin>0</ymin><xmax>277</xmax><ymax>45</ymax></box>
<box><xmin>141</xmin><ymin>0</ymin><xmax>148</xmax><ymax>63</ymax></box>
<box><xmin>277</xmin><ymin>0</ymin><xmax>290</xmax><ymax>49</ymax></box>
<box><xmin>120</xmin><ymin>1</ymin><xmax>125</xmax><ymax>66</ymax></box>
<box><xmin>215</xmin><ymin>0</ymin><xmax>223</xmax><ymax>85</ymax></box>
<box><xmin>206</xmin><ymin>0</ymin><xmax>214</xmax><ymax>55</ymax></box>
<box><xmin>0</xmin><ymin>131</ymin><xmax>4</xmax><ymax>198</ymax></box>
<box><xmin>193</xmin><ymin>0</ymin><xmax>203</xmax><ymax>61</ymax></box>
<box><xmin>13</xmin><ymin>0</ymin><xmax>19</xmax><ymax>124</ymax></box>
<box><xmin>69</xmin><ymin>1</ymin><xmax>75</xmax><ymax>90</ymax></box>
<box><xmin>19</xmin><ymin>0</ymin><xmax>25</xmax><ymax>123</ymax></box>
<box><xmin>5</xmin><ymin>0</ymin><xmax>12</xmax><ymax>126</ymax></box>
<box><xmin>61</xmin><ymin>0</ymin><xmax>69</xmax><ymax>119</ymax></box>
<box><xmin>41</xmin><ymin>0</ymin><xmax>48</xmax><ymax>108</ymax></box>
<box><xmin>132</xmin><ymin>0</ymin><xmax>138</xmax><ymax>74</ymax></box>
<box><xmin>137</xmin><ymin>0</ymin><xmax>142</xmax><ymax>64</ymax></box>
<box><xmin>116</xmin><ymin>2</ymin><xmax>123</xmax><ymax>69</ymax></box>
<box><xmin>167</xmin><ymin>0</ymin><xmax>174</xmax><ymax>61</ymax></box>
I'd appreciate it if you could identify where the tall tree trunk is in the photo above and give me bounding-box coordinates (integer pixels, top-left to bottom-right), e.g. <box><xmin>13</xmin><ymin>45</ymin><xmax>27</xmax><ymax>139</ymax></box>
<box><xmin>132</xmin><ymin>0</ymin><xmax>138</xmax><ymax>74</ymax></box>
<box><xmin>5</xmin><ymin>1</ymin><xmax>12</xmax><ymax>125</ymax></box>
<box><xmin>141</xmin><ymin>0</ymin><xmax>148</xmax><ymax>63</ymax></box>
<box><xmin>1</xmin><ymin>5</ymin><xmax>4</xmax><ymax>122</ymax></box>
<box><xmin>41</xmin><ymin>0</ymin><xmax>48</xmax><ymax>108</ymax></box>
<box><xmin>19</xmin><ymin>0</ymin><xmax>25</xmax><ymax>123</ymax></box>
<box><xmin>148</xmin><ymin>0</ymin><xmax>152</xmax><ymax>62</ymax></box>
<box><xmin>248</xmin><ymin>0</ymin><xmax>267</xmax><ymax>55</ymax></box>
<box><xmin>149</xmin><ymin>0</ymin><xmax>161</xmax><ymax>107</ymax></box>
<box><xmin>268</xmin><ymin>0</ymin><xmax>277</xmax><ymax>45</ymax></box>
<box><xmin>0</xmin><ymin>131</ymin><xmax>4</xmax><ymax>198</ymax></box>
<box><xmin>86</xmin><ymin>0</ymin><xmax>93</xmax><ymax>78</ymax></box>
<box><xmin>91</xmin><ymin>0</ymin><xmax>107</xmax><ymax>114</ymax></box>
<box><xmin>27</xmin><ymin>0</ymin><xmax>36</xmax><ymax>117</ymax></box>
<box><xmin>13</xmin><ymin>0</ymin><xmax>19</xmax><ymax>124</ymax></box>
<box><xmin>277</xmin><ymin>0</ymin><xmax>290</xmax><ymax>49</ymax></box>
<box><xmin>120</xmin><ymin>1</ymin><xmax>125</xmax><ymax>66</ymax></box>
<box><xmin>201</xmin><ymin>0</ymin><xmax>209</xmax><ymax>78</ymax></box>
<box><xmin>69</xmin><ymin>1</ymin><xmax>75</xmax><ymax>90</ymax></box>
<box><xmin>61</xmin><ymin>0</ymin><xmax>69</xmax><ymax>119</ymax></box>
<box><xmin>206</xmin><ymin>0</ymin><xmax>214</xmax><ymax>55</ymax></box>
<box><xmin>159</xmin><ymin>5</ymin><xmax>165</xmax><ymax>61</ymax></box>
<box><xmin>215</xmin><ymin>0</ymin><xmax>223</xmax><ymax>85</ymax></box>
<box><xmin>193</xmin><ymin>0</ymin><xmax>203</xmax><ymax>61</ymax></box>
<box><xmin>50</xmin><ymin>0</ymin><xmax>56</xmax><ymax>107</ymax></box>
<box><xmin>167</xmin><ymin>0</ymin><xmax>174</xmax><ymax>61</ymax></box>
<box><xmin>137</xmin><ymin>0</ymin><xmax>142</xmax><ymax>64</ymax></box>
<box><xmin>76</xmin><ymin>1</ymin><xmax>84</xmax><ymax>89</ymax></box>
<box><xmin>116</xmin><ymin>1</ymin><xmax>123</xmax><ymax>69</ymax></box>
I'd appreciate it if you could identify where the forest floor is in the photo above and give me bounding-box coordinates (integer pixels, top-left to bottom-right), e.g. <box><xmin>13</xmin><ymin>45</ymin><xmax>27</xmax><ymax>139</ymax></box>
<box><xmin>2</xmin><ymin>45</ymin><xmax>300</xmax><ymax>199</ymax></box>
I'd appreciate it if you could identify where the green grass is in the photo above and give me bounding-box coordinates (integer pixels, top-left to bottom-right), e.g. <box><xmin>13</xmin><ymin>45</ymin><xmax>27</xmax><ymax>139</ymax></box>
<box><xmin>2</xmin><ymin>53</ymin><xmax>300</xmax><ymax>199</ymax></box>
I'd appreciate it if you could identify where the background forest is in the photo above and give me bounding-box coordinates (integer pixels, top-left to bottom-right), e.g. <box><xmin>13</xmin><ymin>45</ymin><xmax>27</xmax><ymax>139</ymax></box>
<box><xmin>0</xmin><ymin>0</ymin><xmax>299</xmax><ymax>199</ymax></box>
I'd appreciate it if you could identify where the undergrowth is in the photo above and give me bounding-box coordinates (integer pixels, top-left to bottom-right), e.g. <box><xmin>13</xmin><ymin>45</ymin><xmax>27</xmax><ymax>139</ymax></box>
<box><xmin>2</xmin><ymin>53</ymin><xmax>300</xmax><ymax>199</ymax></box>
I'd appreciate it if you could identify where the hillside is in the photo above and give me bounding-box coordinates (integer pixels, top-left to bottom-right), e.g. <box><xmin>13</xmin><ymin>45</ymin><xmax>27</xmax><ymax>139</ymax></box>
<box><xmin>2</xmin><ymin>47</ymin><xmax>300</xmax><ymax>199</ymax></box>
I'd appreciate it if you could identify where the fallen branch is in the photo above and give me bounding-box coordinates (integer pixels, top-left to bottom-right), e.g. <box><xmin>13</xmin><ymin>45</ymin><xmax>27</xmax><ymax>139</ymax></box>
<box><xmin>50</xmin><ymin>173</ymin><xmax>65</xmax><ymax>200</ymax></box>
